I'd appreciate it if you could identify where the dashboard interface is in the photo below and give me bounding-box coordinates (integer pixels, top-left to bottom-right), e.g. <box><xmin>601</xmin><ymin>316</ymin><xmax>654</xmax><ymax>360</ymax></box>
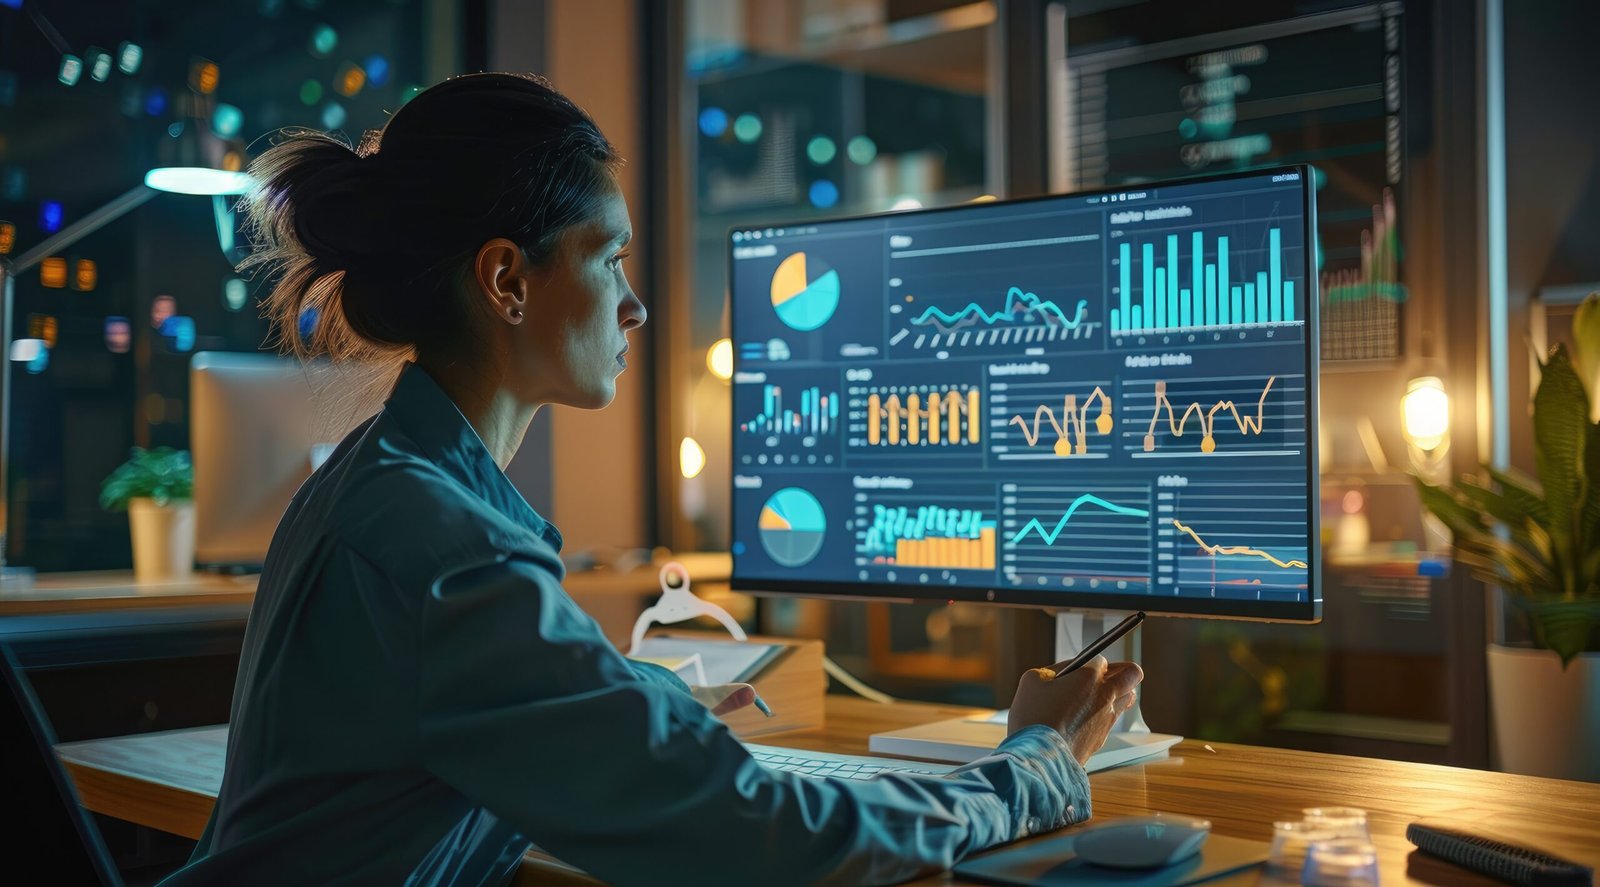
<box><xmin>729</xmin><ymin>167</ymin><xmax>1319</xmax><ymax>620</ymax></box>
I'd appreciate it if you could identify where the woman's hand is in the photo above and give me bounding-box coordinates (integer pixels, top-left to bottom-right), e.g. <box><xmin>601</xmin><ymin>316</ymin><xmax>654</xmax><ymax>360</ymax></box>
<box><xmin>1007</xmin><ymin>656</ymin><xmax>1145</xmax><ymax>766</ymax></box>
<box><xmin>689</xmin><ymin>683</ymin><xmax>759</xmax><ymax>716</ymax></box>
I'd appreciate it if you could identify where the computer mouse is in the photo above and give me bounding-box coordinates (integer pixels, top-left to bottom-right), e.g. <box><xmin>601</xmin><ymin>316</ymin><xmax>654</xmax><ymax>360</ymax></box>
<box><xmin>1073</xmin><ymin>814</ymin><xmax>1212</xmax><ymax>869</ymax></box>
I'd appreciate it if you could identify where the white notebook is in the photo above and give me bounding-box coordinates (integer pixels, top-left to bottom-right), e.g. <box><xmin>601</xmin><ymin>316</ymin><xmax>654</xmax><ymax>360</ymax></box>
<box><xmin>870</xmin><ymin>714</ymin><xmax>1181</xmax><ymax>772</ymax></box>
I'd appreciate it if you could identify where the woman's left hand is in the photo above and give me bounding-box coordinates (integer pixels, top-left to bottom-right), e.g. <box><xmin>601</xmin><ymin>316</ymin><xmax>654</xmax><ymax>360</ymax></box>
<box><xmin>689</xmin><ymin>683</ymin><xmax>758</xmax><ymax>716</ymax></box>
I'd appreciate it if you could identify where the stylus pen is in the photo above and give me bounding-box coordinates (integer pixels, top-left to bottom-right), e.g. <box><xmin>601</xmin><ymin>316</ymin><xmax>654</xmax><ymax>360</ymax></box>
<box><xmin>1051</xmin><ymin>611</ymin><xmax>1145</xmax><ymax>677</ymax></box>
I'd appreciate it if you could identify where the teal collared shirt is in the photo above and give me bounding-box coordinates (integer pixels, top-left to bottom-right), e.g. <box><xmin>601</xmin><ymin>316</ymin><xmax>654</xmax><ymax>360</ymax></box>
<box><xmin>160</xmin><ymin>363</ymin><xmax>1090</xmax><ymax>887</ymax></box>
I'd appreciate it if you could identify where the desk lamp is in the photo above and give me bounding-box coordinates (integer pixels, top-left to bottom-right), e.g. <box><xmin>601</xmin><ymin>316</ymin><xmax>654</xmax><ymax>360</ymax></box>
<box><xmin>0</xmin><ymin>160</ymin><xmax>253</xmax><ymax>587</ymax></box>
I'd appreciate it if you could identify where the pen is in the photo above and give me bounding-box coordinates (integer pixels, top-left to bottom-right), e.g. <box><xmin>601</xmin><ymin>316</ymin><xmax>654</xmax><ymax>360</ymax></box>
<box><xmin>752</xmin><ymin>693</ymin><xmax>774</xmax><ymax>717</ymax></box>
<box><xmin>1049</xmin><ymin>611</ymin><xmax>1145</xmax><ymax>678</ymax></box>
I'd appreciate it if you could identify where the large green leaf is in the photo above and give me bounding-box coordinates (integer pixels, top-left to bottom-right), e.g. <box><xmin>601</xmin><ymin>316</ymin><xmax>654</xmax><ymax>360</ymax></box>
<box><xmin>1482</xmin><ymin>465</ymin><xmax>1549</xmax><ymax>526</ymax></box>
<box><xmin>1570</xmin><ymin>293</ymin><xmax>1600</xmax><ymax>415</ymax></box>
<box><xmin>1520</xmin><ymin>599</ymin><xmax>1600</xmax><ymax>666</ymax></box>
<box><xmin>1533</xmin><ymin>346</ymin><xmax>1589</xmax><ymax>592</ymax></box>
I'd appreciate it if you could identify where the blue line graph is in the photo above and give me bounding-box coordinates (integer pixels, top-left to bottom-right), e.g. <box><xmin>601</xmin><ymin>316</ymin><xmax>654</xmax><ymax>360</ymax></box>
<box><xmin>1008</xmin><ymin>494</ymin><xmax>1150</xmax><ymax>546</ymax></box>
<box><xmin>911</xmin><ymin>287</ymin><xmax>1088</xmax><ymax>332</ymax></box>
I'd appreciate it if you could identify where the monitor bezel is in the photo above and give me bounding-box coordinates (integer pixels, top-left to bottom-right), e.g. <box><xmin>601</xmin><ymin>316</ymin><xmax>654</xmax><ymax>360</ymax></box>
<box><xmin>727</xmin><ymin>164</ymin><xmax>1322</xmax><ymax>623</ymax></box>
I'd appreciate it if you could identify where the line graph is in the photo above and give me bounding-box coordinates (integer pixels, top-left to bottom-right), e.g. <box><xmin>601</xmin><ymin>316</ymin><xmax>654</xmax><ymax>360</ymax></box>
<box><xmin>1170</xmin><ymin>519</ymin><xmax>1308</xmax><ymax>569</ymax></box>
<box><xmin>1122</xmin><ymin>374</ymin><xmax>1306</xmax><ymax>458</ymax></box>
<box><xmin>990</xmin><ymin>377</ymin><xmax>1115</xmax><ymax>460</ymax></box>
<box><xmin>1001</xmin><ymin>484</ymin><xmax>1153</xmax><ymax>591</ymax></box>
<box><xmin>888</xmin><ymin>286</ymin><xmax>1102</xmax><ymax>357</ymax></box>
<box><xmin>912</xmin><ymin>287</ymin><xmax>1087</xmax><ymax>332</ymax></box>
<box><xmin>1152</xmin><ymin>479</ymin><xmax>1310</xmax><ymax>600</ymax></box>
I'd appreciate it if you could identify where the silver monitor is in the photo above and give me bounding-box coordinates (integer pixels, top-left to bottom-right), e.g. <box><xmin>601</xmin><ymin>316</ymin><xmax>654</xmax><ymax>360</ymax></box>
<box><xmin>189</xmin><ymin>352</ymin><xmax>389</xmax><ymax>568</ymax></box>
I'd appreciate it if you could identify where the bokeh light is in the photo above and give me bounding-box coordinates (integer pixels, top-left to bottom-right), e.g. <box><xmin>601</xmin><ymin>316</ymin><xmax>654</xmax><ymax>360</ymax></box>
<box><xmin>363</xmin><ymin>55</ymin><xmax>390</xmax><ymax>86</ymax></box>
<box><xmin>151</xmin><ymin>295</ymin><xmax>176</xmax><ymax>328</ymax></box>
<box><xmin>707</xmin><ymin>338</ymin><xmax>733</xmax><ymax>380</ymax></box>
<box><xmin>88</xmin><ymin>48</ymin><xmax>113</xmax><ymax>82</ymax></box>
<box><xmin>299</xmin><ymin>78</ymin><xmax>323</xmax><ymax>106</ymax></box>
<box><xmin>223</xmin><ymin>278</ymin><xmax>249</xmax><ymax>311</ymax></box>
<box><xmin>73</xmin><ymin>259</ymin><xmax>96</xmax><ymax>291</ymax></box>
<box><xmin>808</xmin><ymin>179</ymin><xmax>840</xmax><ymax>209</ymax></box>
<box><xmin>58</xmin><ymin>55</ymin><xmax>82</xmax><ymax>86</ymax></box>
<box><xmin>336</xmin><ymin>63</ymin><xmax>366</xmax><ymax>97</ymax></box>
<box><xmin>401</xmin><ymin>84</ymin><xmax>423</xmax><ymax>103</ymax></box>
<box><xmin>733</xmin><ymin>113</ymin><xmax>762</xmax><ymax>143</ymax></box>
<box><xmin>144</xmin><ymin>87</ymin><xmax>168</xmax><ymax>116</ymax></box>
<box><xmin>0</xmin><ymin>222</ymin><xmax>14</xmax><ymax>255</ymax></box>
<box><xmin>212</xmin><ymin>103</ymin><xmax>243</xmax><ymax>138</ymax></box>
<box><xmin>40</xmin><ymin>200</ymin><xmax>63</xmax><ymax>232</ymax></box>
<box><xmin>28</xmin><ymin>314</ymin><xmax>58</xmax><ymax>349</ymax></box>
<box><xmin>846</xmin><ymin>135</ymin><xmax>878</xmax><ymax>165</ymax></box>
<box><xmin>167</xmin><ymin>121</ymin><xmax>184</xmax><ymax>138</ymax></box>
<box><xmin>117</xmin><ymin>41</ymin><xmax>143</xmax><ymax>75</ymax></box>
<box><xmin>298</xmin><ymin>306</ymin><xmax>319</xmax><ymax>342</ymax></box>
<box><xmin>104</xmin><ymin>316</ymin><xmax>132</xmax><ymax>354</ymax></box>
<box><xmin>890</xmin><ymin>196</ymin><xmax>924</xmax><ymax>210</ymax></box>
<box><xmin>806</xmin><ymin>136</ymin><xmax>837</xmax><ymax>165</ymax></box>
<box><xmin>698</xmin><ymin>107</ymin><xmax>728</xmax><ymax>138</ymax></box>
<box><xmin>309</xmin><ymin>25</ymin><xmax>338</xmax><ymax>58</ymax></box>
<box><xmin>191</xmin><ymin>59</ymin><xmax>220</xmax><ymax>94</ymax></box>
<box><xmin>320</xmin><ymin>101</ymin><xmax>346</xmax><ymax>130</ymax></box>
<box><xmin>162</xmin><ymin>315</ymin><xmax>196</xmax><ymax>352</ymax></box>
<box><xmin>40</xmin><ymin>257</ymin><xmax>66</xmax><ymax>288</ymax></box>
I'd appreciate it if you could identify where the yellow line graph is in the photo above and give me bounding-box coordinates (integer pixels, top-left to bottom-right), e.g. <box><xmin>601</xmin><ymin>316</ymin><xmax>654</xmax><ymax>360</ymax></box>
<box><xmin>1143</xmin><ymin>376</ymin><xmax>1276</xmax><ymax>454</ymax></box>
<box><xmin>867</xmin><ymin>389</ymin><xmax>981</xmax><ymax>445</ymax></box>
<box><xmin>1009</xmin><ymin>387</ymin><xmax>1114</xmax><ymax>456</ymax></box>
<box><xmin>1170</xmin><ymin>519</ymin><xmax>1308</xmax><ymax>569</ymax></box>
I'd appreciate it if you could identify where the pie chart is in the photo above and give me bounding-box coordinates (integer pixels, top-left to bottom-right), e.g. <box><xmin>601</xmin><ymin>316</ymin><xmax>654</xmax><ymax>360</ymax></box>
<box><xmin>758</xmin><ymin>487</ymin><xmax>827</xmax><ymax>568</ymax></box>
<box><xmin>770</xmin><ymin>252</ymin><xmax>840</xmax><ymax>331</ymax></box>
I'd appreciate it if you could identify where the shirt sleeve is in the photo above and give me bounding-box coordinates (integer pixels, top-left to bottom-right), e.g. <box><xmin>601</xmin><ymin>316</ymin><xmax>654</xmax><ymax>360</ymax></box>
<box><xmin>416</xmin><ymin>557</ymin><xmax>1092</xmax><ymax>887</ymax></box>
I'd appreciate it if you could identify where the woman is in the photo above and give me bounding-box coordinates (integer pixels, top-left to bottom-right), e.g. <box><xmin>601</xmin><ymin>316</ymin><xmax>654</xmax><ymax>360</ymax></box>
<box><xmin>159</xmin><ymin>73</ymin><xmax>1144</xmax><ymax>886</ymax></box>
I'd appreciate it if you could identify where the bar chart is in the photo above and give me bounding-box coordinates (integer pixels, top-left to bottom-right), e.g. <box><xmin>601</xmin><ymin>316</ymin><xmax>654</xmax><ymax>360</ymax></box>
<box><xmin>1108</xmin><ymin>226</ymin><xmax>1302</xmax><ymax>338</ymax></box>
<box><xmin>856</xmin><ymin>500</ymin><xmax>997</xmax><ymax>571</ymax></box>
<box><xmin>740</xmin><ymin>384</ymin><xmax>839</xmax><ymax>439</ymax></box>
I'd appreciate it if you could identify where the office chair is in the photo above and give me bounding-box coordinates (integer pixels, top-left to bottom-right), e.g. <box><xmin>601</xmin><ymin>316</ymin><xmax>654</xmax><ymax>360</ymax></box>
<box><xmin>1</xmin><ymin>640</ymin><xmax>123</xmax><ymax>885</ymax></box>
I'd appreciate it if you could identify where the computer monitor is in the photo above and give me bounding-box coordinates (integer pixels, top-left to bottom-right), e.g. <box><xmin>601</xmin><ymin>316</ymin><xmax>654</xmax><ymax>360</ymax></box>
<box><xmin>728</xmin><ymin>165</ymin><xmax>1320</xmax><ymax>624</ymax></box>
<box><xmin>190</xmin><ymin>352</ymin><xmax>389</xmax><ymax>569</ymax></box>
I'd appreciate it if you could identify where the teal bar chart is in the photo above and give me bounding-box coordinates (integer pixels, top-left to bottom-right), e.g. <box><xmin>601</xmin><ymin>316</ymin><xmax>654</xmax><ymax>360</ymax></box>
<box><xmin>1110</xmin><ymin>227</ymin><xmax>1300</xmax><ymax>335</ymax></box>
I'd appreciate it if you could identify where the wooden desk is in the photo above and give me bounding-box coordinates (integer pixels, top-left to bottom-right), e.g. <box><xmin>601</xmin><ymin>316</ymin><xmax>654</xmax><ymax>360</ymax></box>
<box><xmin>0</xmin><ymin>571</ymin><xmax>258</xmax><ymax>616</ymax></box>
<box><xmin>57</xmin><ymin>697</ymin><xmax>1600</xmax><ymax>885</ymax></box>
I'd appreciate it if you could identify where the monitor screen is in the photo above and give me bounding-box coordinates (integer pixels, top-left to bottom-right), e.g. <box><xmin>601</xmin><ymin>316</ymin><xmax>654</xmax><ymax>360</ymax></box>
<box><xmin>728</xmin><ymin>166</ymin><xmax>1320</xmax><ymax>621</ymax></box>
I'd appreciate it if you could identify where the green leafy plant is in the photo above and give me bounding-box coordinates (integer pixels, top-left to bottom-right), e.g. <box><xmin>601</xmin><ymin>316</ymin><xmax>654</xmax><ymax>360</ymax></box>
<box><xmin>99</xmin><ymin>447</ymin><xmax>193</xmax><ymax>511</ymax></box>
<box><xmin>1416</xmin><ymin>295</ymin><xmax>1600</xmax><ymax>667</ymax></box>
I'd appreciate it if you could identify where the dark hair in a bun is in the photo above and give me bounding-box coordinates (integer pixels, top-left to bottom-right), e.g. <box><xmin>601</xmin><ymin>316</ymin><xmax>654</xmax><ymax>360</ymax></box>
<box><xmin>240</xmin><ymin>72</ymin><xmax>620</xmax><ymax>361</ymax></box>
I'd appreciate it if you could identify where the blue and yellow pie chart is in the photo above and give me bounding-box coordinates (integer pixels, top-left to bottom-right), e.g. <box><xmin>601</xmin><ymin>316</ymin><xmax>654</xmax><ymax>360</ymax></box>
<box><xmin>758</xmin><ymin>487</ymin><xmax>827</xmax><ymax>568</ymax></box>
<box><xmin>770</xmin><ymin>252</ymin><xmax>840</xmax><ymax>331</ymax></box>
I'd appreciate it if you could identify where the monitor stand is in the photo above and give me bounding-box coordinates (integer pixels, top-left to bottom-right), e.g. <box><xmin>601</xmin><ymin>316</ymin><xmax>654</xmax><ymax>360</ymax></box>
<box><xmin>868</xmin><ymin>611</ymin><xmax>1183</xmax><ymax>771</ymax></box>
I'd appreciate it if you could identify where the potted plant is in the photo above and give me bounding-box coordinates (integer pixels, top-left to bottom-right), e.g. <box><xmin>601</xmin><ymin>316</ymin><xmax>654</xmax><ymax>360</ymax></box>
<box><xmin>1416</xmin><ymin>297</ymin><xmax>1600</xmax><ymax>781</ymax></box>
<box><xmin>100</xmin><ymin>447</ymin><xmax>195</xmax><ymax>583</ymax></box>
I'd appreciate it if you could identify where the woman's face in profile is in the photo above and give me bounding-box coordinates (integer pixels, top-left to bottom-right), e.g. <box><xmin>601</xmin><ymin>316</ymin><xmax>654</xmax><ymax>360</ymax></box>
<box><xmin>515</xmin><ymin>186</ymin><xmax>647</xmax><ymax>409</ymax></box>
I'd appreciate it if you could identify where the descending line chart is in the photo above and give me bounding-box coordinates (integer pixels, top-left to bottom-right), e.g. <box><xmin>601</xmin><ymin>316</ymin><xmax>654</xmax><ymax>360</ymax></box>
<box><xmin>989</xmin><ymin>377</ymin><xmax>1115</xmax><ymax>460</ymax></box>
<box><xmin>1153</xmin><ymin>479</ymin><xmax>1310</xmax><ymax>599</ymax></box>
<box><xmin>1001</xmin><ymin>485</ymin><xmax>1153</xmax><ymax>591</ymax></box>
<box><xmin>1122</xmin><ymin>374</ymin><xmax>1306</xmax><ymax>458</ymax></box>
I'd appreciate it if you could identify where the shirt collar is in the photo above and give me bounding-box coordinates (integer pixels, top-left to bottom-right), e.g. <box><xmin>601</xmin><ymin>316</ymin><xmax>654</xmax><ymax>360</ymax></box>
<box><xmin>383</xmin><ymin>362</ymin><xmax>563</xmax><ymax>552</ymax></box>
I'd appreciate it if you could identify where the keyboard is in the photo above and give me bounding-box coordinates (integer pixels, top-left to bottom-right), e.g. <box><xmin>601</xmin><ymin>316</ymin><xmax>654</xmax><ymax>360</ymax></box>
<box><xmin>744</xmin><ymin>743</ymin><xmax>958</xmax><ymax>780</ymax></box>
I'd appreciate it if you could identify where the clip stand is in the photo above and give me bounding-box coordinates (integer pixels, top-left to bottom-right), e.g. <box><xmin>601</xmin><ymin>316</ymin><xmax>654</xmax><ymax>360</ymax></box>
<box><xmin>628</xmin><ymin>561</ymin><xmax>747</xmax><ymax>656</ymax></box>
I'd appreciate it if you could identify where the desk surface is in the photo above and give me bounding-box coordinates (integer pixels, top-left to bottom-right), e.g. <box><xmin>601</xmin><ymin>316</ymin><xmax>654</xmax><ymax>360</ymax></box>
<box><xmin>58</xmin><ymin>696</ymin><xmax>1600</xmax><ymax>886</ymax></box>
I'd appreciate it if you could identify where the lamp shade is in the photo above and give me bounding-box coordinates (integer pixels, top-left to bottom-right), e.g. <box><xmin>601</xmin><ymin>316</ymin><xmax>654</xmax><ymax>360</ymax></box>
<box><xmin>144</xmin><ymin>167</ymin><xmax>252</xmax><ymax>195</ymax></box>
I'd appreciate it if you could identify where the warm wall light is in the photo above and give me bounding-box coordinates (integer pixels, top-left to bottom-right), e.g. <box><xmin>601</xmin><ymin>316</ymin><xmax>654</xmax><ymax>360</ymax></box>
<box><xmin>707</xmin><ymin>338</ymin><xmax>733</xmax><ymax>381</ymax></box>
<box><xmin>1402</xmin><ymin>376</ymin><xmax>1450</xmax><ymax>451</ymax></box>
<box><xmin>40</xmin><ymin>257</ymin><xmax>67</xmax><ymax>288</ymax></box>
<box><xmin>679</xmin><ymin>436</ymin><xmax>707</xmax><ymax>479</ymax></box>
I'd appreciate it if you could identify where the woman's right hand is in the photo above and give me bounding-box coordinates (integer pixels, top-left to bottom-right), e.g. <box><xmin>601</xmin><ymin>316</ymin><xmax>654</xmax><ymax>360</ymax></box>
<box><xmin>1007</xmin><ymin>656</ymin><xmax>1145</xmax><ymax>766</ymax></box>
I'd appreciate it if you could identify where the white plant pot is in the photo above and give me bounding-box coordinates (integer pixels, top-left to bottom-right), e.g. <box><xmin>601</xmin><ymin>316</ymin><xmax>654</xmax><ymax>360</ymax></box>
<box><xmin>1487</xmin><ymin>644</ymin><xmax>1600</xmax><ymax>782</ymax></box>
<box><xmin>128</xmin><ymin>498</ymin><xmax>195</xmax><ymax>583</ymax></box>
